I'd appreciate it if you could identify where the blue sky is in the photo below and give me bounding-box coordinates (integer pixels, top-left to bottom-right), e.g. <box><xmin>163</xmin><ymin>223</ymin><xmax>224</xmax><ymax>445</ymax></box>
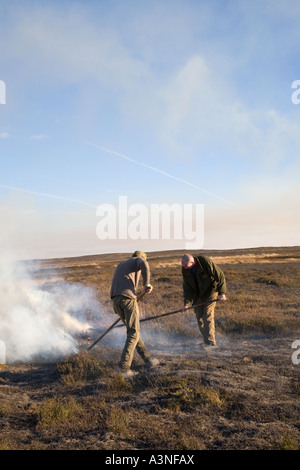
<box><xmin>0</xmin><ymin>0</ymin><xmax>299</xmax><ymax>259</ymax></box>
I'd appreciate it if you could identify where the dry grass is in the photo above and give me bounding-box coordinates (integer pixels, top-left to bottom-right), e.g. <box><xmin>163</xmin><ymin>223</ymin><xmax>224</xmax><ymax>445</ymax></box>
<box><xmin>57</xmin><ymin>350</ymin><xmax>109</xmax><ymax>384</ymax></box>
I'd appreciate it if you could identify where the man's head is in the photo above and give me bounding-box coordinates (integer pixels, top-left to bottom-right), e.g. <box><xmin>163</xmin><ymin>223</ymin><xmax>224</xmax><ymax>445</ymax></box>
<box><xmin>181</xmin><ymin>254</ymin><xmax>195</xmax><ymax>269</ymax></box>
<box><xmin>132</xmin><ymin>250</ymin><xmax>147</xmax><ymax>261</ymax></box>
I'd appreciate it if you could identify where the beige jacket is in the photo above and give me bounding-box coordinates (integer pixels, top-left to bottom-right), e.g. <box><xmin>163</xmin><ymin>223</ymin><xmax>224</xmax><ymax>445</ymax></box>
<box><xmin>110</xmin><ymin>257</ymin><xmax>150</xmax><ymax>299</ymax></box>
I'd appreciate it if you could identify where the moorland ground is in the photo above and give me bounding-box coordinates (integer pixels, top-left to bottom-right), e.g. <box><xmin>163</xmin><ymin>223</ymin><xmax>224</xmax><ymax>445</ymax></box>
<box><xmin>0</xmin><ymin>246</ymin><xmax>299</xmax><ymax>450</ymax></box>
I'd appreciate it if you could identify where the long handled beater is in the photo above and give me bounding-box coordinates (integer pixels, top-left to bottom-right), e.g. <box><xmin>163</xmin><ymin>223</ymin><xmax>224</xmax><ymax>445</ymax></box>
<box><xmin>87</xmin><ymin>297</ymin><xmax>219</xmax><ymax>351</ymax></box>
<box><xmin>138</xmin><ymin>298</ymin><xmax>219</xmax><ymax>325</ymax></box>
<box><xmin>87</xmin><ymin>292</ymin><xmax>146</xmax><ymax>351</ymax></box>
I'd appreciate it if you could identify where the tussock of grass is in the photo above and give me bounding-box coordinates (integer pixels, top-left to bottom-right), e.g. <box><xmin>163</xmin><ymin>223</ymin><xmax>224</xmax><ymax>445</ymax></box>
<box><xmin>57</xmin><ymin>351</ymin><xmax>108</xmax><ymax>384</ymax></box>
<box><xmin>36</xmin><ymin>397</ymin><xmax>82</xmax><ymax>429</ymax></box>
<box><xmin>163</xmin><ymin>378</ymin><xmax>229</xmax><ymax>412</ymax></box>
<box><xmin>36</xmin><ymin>395</ymin><xmax>105</xmax><ymax>432</ymax></box>
<box><xmin>106</xmin><ymin>374</ymin><xmax>133</xmax><ymax>394</ymax></box>
<box><xmin>0</xmin><ymin>400</ymin><xmax>19</xmax><ymax>416</ymax></box>
<box><xmin>106</xmin><ymin>407</ymin><xmax>130</xmax><ymax>435</ymax></box>
<box><xmin>278</xmin><ymin>432</ymin><xmax>299</xmax><ymax>450</ymax></box>
<box><xmin>0</xmin><ymin>439</ymin><xmax>12</xmax><ymax>450</ymax></box>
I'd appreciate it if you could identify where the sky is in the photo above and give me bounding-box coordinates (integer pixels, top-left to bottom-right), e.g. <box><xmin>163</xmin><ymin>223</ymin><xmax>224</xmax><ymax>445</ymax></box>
<box><xmin>0</xmin><ymin>0</ymin><xmax>299</xmax><ymax>260</ymax></box>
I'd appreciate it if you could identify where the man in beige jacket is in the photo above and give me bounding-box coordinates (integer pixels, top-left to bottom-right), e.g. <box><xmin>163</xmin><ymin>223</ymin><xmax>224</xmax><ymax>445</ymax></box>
<box><xmin>110</xmin><ymin>250</ymin><xmax>159</xmax><ymax>377</ymax></box>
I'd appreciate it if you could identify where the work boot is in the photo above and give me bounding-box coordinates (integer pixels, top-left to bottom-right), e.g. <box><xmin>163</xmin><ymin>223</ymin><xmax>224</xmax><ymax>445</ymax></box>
<box><xmin>116</xmin><ymin>366</ymin><xmax>138</xmax><ymax>378</ymax></box>
<box><xmin>145</xmin><ymin>357</ymin><xmax>160</xmax><ymax>368</ymax></box>
<box><xmin>122</xmin><ymin>369</ymin><xmax>138</xmax><ymax>378</ymax></box>
<box><xmin>204</xmin><ymin>343</ymin><xmax>218</xmax><ymax>351</ymax></box>
<box><xmin>116</xmin><ymin>364</ymin><xmax>138</xmax><ymax>378</ymax></box>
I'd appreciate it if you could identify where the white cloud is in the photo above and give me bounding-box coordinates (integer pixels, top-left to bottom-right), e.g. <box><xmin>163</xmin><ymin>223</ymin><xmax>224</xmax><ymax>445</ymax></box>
<box><xmin>4</xmin><ymin>3</ymin><xmax>299</xmax><ymax>168</ymax></box>
<box><xmin>0</xmin><ymin>132</ymin><xmax>9</xmax><ymax>139</ymax></box>
<box><xmin>29</xmin><ymin>134</ymin><xmax>49</xmax><ymax>140</ymax></box>
<box><xmin>159</xmin><ymin>55</ymin><xmax>300</xmax><ymax>169</ymax></box>
<box><xmin>5</xmin><ymin>6</ymin><xmax>150</xmax><ymax>90</ymax></box>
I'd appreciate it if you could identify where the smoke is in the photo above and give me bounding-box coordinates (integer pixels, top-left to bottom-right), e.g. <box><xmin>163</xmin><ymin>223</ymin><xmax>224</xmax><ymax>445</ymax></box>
<box><xmin>0</xmin><ymin>256</ymin><xmax>100</xmax><ymax>363</ymax></box>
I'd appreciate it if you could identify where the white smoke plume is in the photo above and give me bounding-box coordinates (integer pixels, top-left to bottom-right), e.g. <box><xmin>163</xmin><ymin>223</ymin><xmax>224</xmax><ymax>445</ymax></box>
<box><xmin>0</xmin><ymin>255</ymin><xmax>99</xmax><ymax>363</ymax></box>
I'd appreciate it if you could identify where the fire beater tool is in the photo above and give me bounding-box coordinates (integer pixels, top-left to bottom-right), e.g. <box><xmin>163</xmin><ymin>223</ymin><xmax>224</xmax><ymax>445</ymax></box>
<box><xmin>87</xmin><ymin>297</ymin><xmax>219</xmax><ymax>351</ymax></box>
<box><xmin>132</xmin><ymin>298</ymin><xmax>219</xmax><ymax>325</ymax></box>
<box><xmin>87</xmin><ymin>292</ymin><xmax>146</xmax><ymax>351</ymax></box>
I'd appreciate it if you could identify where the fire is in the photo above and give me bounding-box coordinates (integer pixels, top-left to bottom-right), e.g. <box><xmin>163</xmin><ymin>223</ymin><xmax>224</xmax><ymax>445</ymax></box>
<box><xmin>77</xmin><ymin>335</ymin><xmax>93</xmax><ymax>347</ymax></box>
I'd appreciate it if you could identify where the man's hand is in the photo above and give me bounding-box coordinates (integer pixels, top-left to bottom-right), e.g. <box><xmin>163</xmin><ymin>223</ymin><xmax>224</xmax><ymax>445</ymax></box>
<box><xmin>181</xmin><ymin>305</ymin><xmax>189</xmax><ymax>312</ymax></box>
<box><xmin>144</xmin><ymin>284</ymin><xmax>153</xmax><ymax>294</ymax></box>
<box><xmin>218</xmin><ymin>294</ymin><xmax>227</xmax><ymax>301</ymax></box>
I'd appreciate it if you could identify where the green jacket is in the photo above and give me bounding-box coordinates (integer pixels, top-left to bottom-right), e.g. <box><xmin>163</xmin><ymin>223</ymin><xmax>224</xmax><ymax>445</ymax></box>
<box><xmin>182</xmin><ymin>255</ymin><xmax>226</xmax><ymax>306</ymax></box>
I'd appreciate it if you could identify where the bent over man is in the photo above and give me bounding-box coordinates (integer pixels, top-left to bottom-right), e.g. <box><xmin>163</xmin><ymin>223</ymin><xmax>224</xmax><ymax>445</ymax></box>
<box><xmin>110</xmin><ymin>250</ymin><xmax>159</xmax><ymax>377</ymax></box>
<box><xmin>181</xmin><ymin>254</ymin><xmax>227</xmax><ymax>348</ymax></box>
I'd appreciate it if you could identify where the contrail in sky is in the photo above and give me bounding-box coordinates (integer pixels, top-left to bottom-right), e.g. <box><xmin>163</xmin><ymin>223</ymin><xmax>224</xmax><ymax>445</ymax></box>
<box><xmin>0</xmin><ymin>144</ymin><xmax>232</xmax><ymax>208</ymax></box>
<box><xmin>85</xmin><ymin>141</ymin><xmax>232</xmax><ymax>205</ymax></box>
<box><xmin>0</xmin><ymin>184</ymin><xmax>97</xmax><ymax>208</ymax></box>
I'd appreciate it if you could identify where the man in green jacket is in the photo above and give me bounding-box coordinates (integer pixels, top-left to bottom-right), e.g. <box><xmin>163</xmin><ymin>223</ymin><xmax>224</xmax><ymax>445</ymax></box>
<box><xmin>110</xmin><ymin>250</ymin><xmax>159</xmax><ymax>377</ymax></box>
<box><xmin>181</xmin><ymin>254</ymin><xmax>227</xmax><ymax>348</ymax></box>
